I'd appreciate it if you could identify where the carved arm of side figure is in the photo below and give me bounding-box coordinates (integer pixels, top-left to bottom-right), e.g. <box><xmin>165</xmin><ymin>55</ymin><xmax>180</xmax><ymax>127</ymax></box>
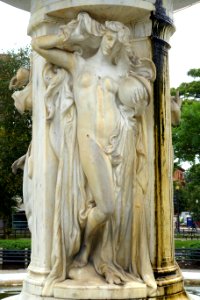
<box><xmin>31</xmin><ymin>34</ymin><xmax>76</xmax><ymax>73</ymax></box>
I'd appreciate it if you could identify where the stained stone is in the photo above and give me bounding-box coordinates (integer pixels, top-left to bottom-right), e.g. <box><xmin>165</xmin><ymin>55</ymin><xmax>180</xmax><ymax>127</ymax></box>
<box><xmin>3</xmin><ymin>0</ymin><xmax>194</xmax><ymax>299</ymax></box>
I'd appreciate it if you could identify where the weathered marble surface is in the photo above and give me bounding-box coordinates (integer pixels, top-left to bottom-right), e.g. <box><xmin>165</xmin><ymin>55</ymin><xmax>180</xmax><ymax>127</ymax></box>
<box><xmin>4</xmin><ymin>0</ymin><xmax>192</xmax><ymax>299</ymax></box>
<box><xmin>30</xmin><ymin>11</ymin><xmax>156</xmax><ymax>297</ymax></box>
<box><xmin>171</xmin><ymin>92</ymin><xmax>182</xmax><ymax>126</ymax></box>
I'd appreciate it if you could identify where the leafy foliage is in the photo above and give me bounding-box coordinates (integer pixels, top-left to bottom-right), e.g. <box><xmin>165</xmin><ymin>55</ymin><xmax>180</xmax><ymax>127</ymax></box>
<box><xmin>178</xmin><ymin>81</ymin><xmax>200</xmax><ymax>99</ymax></box>
<box><xmin>182</xmin><ymin>164</ymin><xmax>200</xmax><ymax>221</ymax></box>
<box><xmin>172</xmin><ymin>69</ymin><xmax>200</xmax><ymax>218</ymax></box>
<box><xmin>187</xmin><ymin>68</ymin><xmax>200</xmax><ymax>78</ymax></box>
<box><xmin>170</xmin><ymin>87</ymin><xmax>177</xmax><ymax>96</ymax></box>
<box><xmin>171</xmin><ymin>68</ymin><xmax>200</xmax><ymax>163</ymax></box>
<box><xmin>174</xmin><ymin>165</ymin><xmax>200</xmax><ymax>222</ymax></box>
<box><xmin>172</xmin><ymin>100</ymin><xmax>200</xmax><ymax>162</ymax></box>
<box><xmin>0</xmin><ymin>48</ymin><xmax>31</xmax><ymax>225</ymax></box>
<box><xmin>173</xmin><ymin>184</ymin><xmax>189</xmax><ymax>215</ymax></box>
<box><xmin>171</xmin><ymin>68</ymin><xmax>200</xmax><ymax>99</ymax></box>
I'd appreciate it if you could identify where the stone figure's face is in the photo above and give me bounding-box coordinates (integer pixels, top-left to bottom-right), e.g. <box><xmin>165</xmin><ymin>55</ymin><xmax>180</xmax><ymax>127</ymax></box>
<box><xmin>101</xmin><ymin>31</ymin><xmax>118</xmax><ymax>56</ymax></box>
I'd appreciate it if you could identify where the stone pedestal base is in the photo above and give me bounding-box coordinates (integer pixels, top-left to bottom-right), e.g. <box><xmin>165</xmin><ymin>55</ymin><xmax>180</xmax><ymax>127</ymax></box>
<box><xmin>4</xmin><ymin>269</ymin><xmax>194</xmax><ymax>300</ymax></box>
<box><xmin>2</xmin><ymin>268</ymin><xmax>195</xmax><ymax>300</ymax></box>
<box><xmin>54</xmin><ymin>281</ymin><xmax>147</xmax><ymax>299</ymax></box>
<box><xmin>3</xmin><ymin>294</ymin><xmax>198</xmax><ymax>300</ymax></box>
<box><xmin>5</xmin><ymin>282</ymin><xmax>147</xmax><ymax>300</ymax></box>
<box><xmin>4</xmin><ymin>276</ymin><xmax>195</xmax><ymax>300</ymax></box>
<box><xmin>18</xmin><ymin>264</ymin><xmax>149</xmax><ymax>299</ymax></box>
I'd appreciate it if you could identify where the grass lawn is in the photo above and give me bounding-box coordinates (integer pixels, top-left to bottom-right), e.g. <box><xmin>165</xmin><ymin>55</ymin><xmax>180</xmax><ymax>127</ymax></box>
<box><xmin>175</xmin><ymin>239</ymin><xmax>200</xmax><ymax>249</ymax></box>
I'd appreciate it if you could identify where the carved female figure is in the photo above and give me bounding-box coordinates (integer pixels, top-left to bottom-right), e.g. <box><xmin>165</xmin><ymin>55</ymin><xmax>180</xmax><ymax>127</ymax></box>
<box><xmin>32</xmin><ymin>12</ymin><xmax>156</xmax><ymax>295</ymax></box>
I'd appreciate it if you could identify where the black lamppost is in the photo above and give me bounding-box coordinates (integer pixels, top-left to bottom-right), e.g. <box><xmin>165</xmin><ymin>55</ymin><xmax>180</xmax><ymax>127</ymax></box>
<box><xmin>175</xmin><ymin>185</ymin><xmax>180</xmax><ymax>233</ymax></box>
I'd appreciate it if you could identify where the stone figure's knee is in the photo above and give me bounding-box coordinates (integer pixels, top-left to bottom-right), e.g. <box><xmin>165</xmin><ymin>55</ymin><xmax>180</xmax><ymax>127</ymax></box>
<box><xmin>102</xmin><ymin>202</ymin><xmax>114</xmax><ymax>219</ymax></box>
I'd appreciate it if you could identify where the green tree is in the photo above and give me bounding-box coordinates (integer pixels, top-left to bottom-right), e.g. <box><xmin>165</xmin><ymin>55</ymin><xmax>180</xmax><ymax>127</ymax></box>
<box><xmin>0</xmin><ymin>48</ymin><xmax>31</xmax><ymax>226</ymax></box>
<box><xmin>174</xmin><ymin>68</ymin><xmax>200</xmax><ymax>99</ymax></box>
<box><xmin>171</xmin><ymin>68</ymin><xmax>200</xmax><ymax>163</ymax></box>
<box><xmin>172</xmin><ymin>100</ymin><xmax>200</xmax><ymax>162</ymax></box>
<box><xmin>182</xmin><ymin>164</ymin><xmax>200</xmax><ymax>222</ymax></box>
<box><xmin>187</xmin><ymin>68</ymin><xmax>200</xmax><ymax>78</ymax></box>
<box><xmin>171</xmin><ymin>69</ymin><xmax>200</xmax><ymax>222</ymax></box>
<box><xmin>173</xmin><ymin>184</ymin><xmax>189</xmax><ymax>216</ymax></box>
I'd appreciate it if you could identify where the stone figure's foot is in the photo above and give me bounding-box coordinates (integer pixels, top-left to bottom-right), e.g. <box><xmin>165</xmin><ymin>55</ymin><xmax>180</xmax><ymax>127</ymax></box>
<box><xmin>143</xmin><ymin>275</ymin><xmax>157</xmax><ymax>292</ymax></box>
<box><xmin>104</xmin><ymin>270</ymin><xmax>124</xmax><ymax>285</ymax></box>
<box><xmin>69</xmin><ymin>263</ymin><xmax>106</xmax><ymax>284</ymax></box>
<box><xmin>72</xmin><ymin>246</ymin><xmax>89</xmax><ymax>268</ymax></box>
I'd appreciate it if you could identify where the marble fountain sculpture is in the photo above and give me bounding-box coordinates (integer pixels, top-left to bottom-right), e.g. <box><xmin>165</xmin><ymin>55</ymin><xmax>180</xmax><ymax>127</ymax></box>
<box><xmin>3</xmin><ymin>0</ymin><xmax>197</xmax><ymax>299</ymax></box>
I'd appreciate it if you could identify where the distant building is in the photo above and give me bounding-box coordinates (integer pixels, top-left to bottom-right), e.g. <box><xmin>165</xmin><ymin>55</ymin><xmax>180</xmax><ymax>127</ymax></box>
<box><xmin>0</xmin><ymin>53</ymin><xmax>9</xmax><ymax>61</ymax></box>
<box><xmin>173</xmin><ymin>166</ymin><xmax>185</xmax><ymax>187</ymax></box>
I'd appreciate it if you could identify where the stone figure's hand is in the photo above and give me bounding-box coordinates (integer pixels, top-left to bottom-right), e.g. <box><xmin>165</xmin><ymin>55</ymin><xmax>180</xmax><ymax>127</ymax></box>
<box><xmin>56</xmin><ymin>33</ymin><xmax>68</xmax><ymax>49</ymax></box>
<box><xmin>59</xmin><ymin>25</ymin><xmax>70</xmax><ymax>42</ymax></box>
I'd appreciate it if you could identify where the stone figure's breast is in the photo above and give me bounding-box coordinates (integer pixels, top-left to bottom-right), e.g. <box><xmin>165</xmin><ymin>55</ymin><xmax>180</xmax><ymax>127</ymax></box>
<box><xmin>77</xmin><ymin>70</ymin><xmax>118</xmax><ymax>94</ymax></box>
<box><xmin>101</xmin><ymin>76</ymin><xmax>118</xmax><ymax>94</ymax></box>
<box><xmin>79</xmin><ymin>71</ymin><xmax>94</xmax><ymax>88</ymax></box>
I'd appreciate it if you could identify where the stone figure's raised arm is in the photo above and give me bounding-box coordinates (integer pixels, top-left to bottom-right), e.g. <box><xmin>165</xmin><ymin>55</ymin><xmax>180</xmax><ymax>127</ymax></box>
<box><xmin>32</xmin><ymin>34</ymin><xmax>76</xmax><ymax>73</ymax></box>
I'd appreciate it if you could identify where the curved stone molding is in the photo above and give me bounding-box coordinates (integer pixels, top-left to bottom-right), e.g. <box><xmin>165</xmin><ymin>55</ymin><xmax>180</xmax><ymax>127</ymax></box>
<box><xmin>31</xmin><ymin>0</ymin><xmax>155</xmax><ymax>15</ymax></box>
<box><xmin>1</xmin><ymin>0</ymin><xmax>200</xmax><ymax>13</ymax></box>
<box><xmin>27</xmin><ymin>0</ymin><xmax>155</xmax><ymax>35</ymax></box>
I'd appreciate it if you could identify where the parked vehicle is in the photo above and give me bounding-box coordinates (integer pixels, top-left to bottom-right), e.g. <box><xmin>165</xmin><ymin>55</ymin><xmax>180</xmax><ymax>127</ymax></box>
<box><xmin>179</xmin><ymin>211</ymin><xmax>192</xmax><ymax>225</ymax></box>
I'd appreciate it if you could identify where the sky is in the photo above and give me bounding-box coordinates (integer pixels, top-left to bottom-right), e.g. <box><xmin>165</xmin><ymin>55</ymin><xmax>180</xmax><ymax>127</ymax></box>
<box><xmin>0</xmin><ymin>2</ymin><xmax>30</xmax><ymax>51</ymax></box>
<box><xmin>0</xmin><ymin>1</ymin><xmax>200</xmax><ymax>88</ymax></box>
<box><xmin>169</xmin><ymin>3</ymin><xmax>200</xmax><ymax>88</ymax></box>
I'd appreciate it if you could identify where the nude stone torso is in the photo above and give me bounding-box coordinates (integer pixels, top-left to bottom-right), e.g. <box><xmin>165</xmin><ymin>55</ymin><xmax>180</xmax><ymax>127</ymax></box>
<box><xmin>73</xmin><ymin>59</ymin><xmax>123</xmax><ymax>149</ymax></box>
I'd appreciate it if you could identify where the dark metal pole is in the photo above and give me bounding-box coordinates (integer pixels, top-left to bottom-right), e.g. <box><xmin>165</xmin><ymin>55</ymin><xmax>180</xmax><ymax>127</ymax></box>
<box><xmin>176</xmin><ymin>188</ymin><xmax>180</xmax><ymax>234</ymax></box>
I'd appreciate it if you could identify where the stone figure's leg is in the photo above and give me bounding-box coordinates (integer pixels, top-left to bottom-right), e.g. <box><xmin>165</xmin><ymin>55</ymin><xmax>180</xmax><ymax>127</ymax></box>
<box><xmin>74</xmin><ymin>137</ymin><xmax>114</xmax><ymax>267</ymax></box>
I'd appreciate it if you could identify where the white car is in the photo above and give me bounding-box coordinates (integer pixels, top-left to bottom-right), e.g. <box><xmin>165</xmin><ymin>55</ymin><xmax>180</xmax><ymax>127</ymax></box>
<box><xmin>179</xmin><ymin>211</ymin><xmax>192</xmax><ymax>225</ymax></box>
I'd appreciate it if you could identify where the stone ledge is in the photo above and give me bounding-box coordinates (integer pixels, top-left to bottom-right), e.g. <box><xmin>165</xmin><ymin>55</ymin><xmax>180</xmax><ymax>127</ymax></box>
<box><xmin>54</xmin><ymin>280</ymin><xmax>147</xmax><ymax>299</ymax></box>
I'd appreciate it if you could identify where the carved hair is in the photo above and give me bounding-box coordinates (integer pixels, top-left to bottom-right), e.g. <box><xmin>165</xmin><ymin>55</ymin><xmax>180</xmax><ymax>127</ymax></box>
<box><xmin>59</xmin><ymin>12</ymin><xmax>135</xmax><ymax>62</ymax></box>
<box><xmin>104</xmin><ymin>21</ymin><xmax>131</xmax><ymax>44</ymax></box>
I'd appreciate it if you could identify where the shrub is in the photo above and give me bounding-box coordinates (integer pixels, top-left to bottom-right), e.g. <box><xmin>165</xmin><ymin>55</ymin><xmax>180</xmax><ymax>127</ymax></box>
<box><xmin>0</xmin><ymin>239</ymin><xmax>31</xmax><ymax>250</ymax></box>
